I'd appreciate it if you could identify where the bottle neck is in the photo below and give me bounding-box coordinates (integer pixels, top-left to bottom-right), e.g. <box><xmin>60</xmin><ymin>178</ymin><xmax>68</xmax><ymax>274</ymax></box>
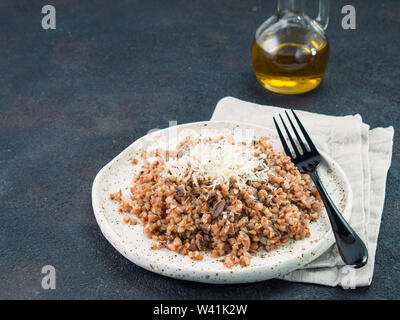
<box><xmin>277</xmin><ymin>0</ymin><xmax>305</xmax><ymax>17</ymax></box>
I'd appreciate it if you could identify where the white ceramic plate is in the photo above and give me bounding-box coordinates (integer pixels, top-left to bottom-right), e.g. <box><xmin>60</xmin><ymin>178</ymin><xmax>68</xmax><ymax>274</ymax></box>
<box><xmin>92</xmin><ymin>121</ymin><xmax>352</xmax><ymax>284</ymax></box>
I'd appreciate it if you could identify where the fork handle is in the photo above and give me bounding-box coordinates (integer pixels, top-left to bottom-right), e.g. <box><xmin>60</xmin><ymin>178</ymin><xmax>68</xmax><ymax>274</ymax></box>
<box><xmin>309</xmin><ymin>171</ymin><xmax>369</xmax><ymax>268</ymax></box>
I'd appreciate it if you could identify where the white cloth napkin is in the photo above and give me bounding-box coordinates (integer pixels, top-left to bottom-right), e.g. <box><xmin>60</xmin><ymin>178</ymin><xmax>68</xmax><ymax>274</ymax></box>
<box><xmin>211</xmin><ymin>96</ymin><xmax>394</xmax><ymax>288</ymax></box>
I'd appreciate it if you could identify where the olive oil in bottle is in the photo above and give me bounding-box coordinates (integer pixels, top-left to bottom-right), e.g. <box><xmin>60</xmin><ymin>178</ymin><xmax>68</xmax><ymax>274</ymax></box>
<box><xmin>252</xmin><ymin>24</ymin><xmax>329</xmax><ymax>94</ymax></box>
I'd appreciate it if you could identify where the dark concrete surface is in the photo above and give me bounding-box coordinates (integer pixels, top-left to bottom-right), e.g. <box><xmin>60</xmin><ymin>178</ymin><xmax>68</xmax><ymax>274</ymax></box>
<box><xmin>0</xmin><ymin>0</ymin><xmax>399</xmax><ymax>299</ymax></box>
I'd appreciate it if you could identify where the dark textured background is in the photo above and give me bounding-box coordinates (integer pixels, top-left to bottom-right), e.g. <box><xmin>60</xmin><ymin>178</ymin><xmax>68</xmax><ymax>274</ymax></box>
<box><xmin>0</xmin><ymin>0</ymin><xmax>399</xmax><ymax>299</ymax></box>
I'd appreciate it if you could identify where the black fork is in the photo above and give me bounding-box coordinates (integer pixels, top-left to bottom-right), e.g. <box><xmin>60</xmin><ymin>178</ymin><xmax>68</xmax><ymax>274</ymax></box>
<box><xmin>274</xmin><ymin>110</ymin><xmax>368</xmax><ymax>268</ymax></box>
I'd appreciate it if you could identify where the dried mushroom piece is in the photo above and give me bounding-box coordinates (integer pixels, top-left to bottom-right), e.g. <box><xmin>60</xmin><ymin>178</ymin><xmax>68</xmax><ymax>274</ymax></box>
<box><xmin>211</xmin><ymin>199</ymin><xmax>226</xmax><ymax>218</ymax></box>
<box><xmin>195</xmin><ymin>235</ymin><xmax>207</xmax><ymax>251</ymax></box>
<box><xmin>175</xmin><ymin>186</ymin><xmax>185</xmax><ymax>197</ymax></box>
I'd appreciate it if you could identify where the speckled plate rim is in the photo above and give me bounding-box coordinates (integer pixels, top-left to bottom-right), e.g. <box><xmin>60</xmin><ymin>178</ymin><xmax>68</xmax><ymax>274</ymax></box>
<box><xmin>92</xmin><ymin>120</ymin><xmax>352</xmax><ymax>284</ymax></box>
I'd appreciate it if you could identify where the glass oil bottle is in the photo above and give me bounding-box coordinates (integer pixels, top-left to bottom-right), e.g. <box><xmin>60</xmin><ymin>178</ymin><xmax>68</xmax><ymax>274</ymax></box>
<box><xmin>252</xmin><ymin>0</ymin><xmax>330</xmax><ymax>94</ymax></box>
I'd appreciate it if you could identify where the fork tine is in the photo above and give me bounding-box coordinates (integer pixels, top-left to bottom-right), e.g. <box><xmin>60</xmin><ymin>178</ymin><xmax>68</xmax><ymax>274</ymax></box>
<box><xmin>279</xmin><ymin>114</ymin><xmax>301</xmax><ymax>158</ymax></box>
<box><xmin>291</xmin><ymin>109</ymin><xmax>317</xmax><ymax>152</ymax></box>
<box><xmin>273</xmin><ymin>117</ymin><xmax>292</xmax><ymax>157</ymax></box>
<box><xmin>285</xmin><ymin>110</ymin><xmax>306</xmax><ymax>154</ymax></box>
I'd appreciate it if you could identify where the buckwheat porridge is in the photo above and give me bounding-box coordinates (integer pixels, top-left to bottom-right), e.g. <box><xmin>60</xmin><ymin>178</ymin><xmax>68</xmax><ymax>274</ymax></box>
<box><xmin>110</xmin><ymin>135</ymin><xmax>323</xmax><ymax>268</ymax></box>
